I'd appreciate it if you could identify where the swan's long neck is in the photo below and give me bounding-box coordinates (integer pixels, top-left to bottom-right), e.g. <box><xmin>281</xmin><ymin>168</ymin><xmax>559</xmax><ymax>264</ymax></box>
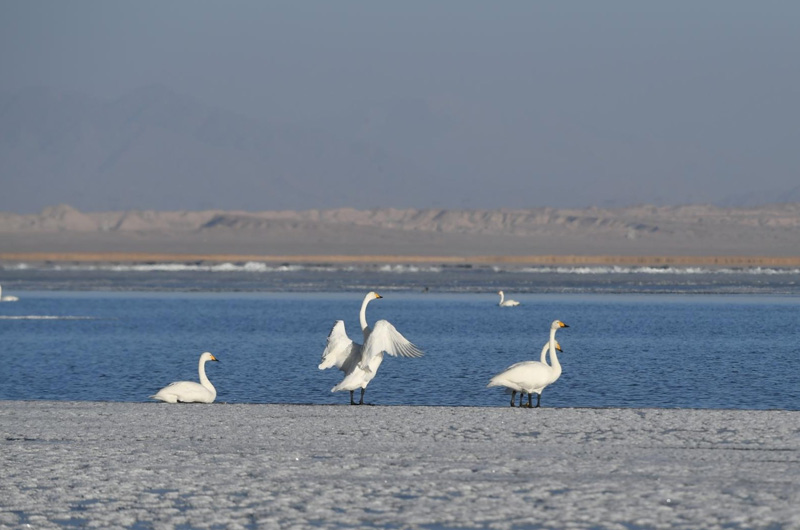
<box><xmin>498</xmin><ymin>292</ymin><xmax>504</xmax><ymax>304</ymax></box>
<box><xmin>198</xmin><ymin>357</ymin><xmax>214</xmax><ymax>391</ymax></box>
<box><xmin>359</xmin><ymin>295</ymin><xmax>372</xmax><ymax>335</ymax></box>
<box><xmin>539</xmin><ymin>343</ymin><xmax>549</xmax><ymax>364</ymax></box>
<box><xmin>548</xmin><ymin>327</ymin><xmax>561</xmax><ymax>373</ymax></box>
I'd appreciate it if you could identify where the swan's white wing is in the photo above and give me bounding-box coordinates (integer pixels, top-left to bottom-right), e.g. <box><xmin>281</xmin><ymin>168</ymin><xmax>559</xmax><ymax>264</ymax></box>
<box><xmin>151</xmin><ymin>381</ymin><xmax>215</xmax><ymax>403</ymax></box>
<box><xmin>360</xmin><ymin>319</ymin><xmax>424</xmax><ymax>368</ymax></box>
<box><xmin>319</xmin><ymin>320</ymin><xmax>358</xmax><ymax>371</ymax></box>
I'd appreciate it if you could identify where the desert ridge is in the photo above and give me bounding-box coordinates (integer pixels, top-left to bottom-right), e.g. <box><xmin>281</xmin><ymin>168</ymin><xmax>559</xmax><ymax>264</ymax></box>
<box><xmin>3</xmin><ymin>204</ymin><xmax>800</xmax><ymax>259</ymax></box>
<box><xmin>1</xmin><ymin>251</ymin><xmax>800</xmax><ymax>267</ymax></box>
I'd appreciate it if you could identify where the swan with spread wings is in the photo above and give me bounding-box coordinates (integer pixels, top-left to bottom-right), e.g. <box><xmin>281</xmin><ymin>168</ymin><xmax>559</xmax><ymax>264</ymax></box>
<box><xmin>319</xmin><ymin>291</ymin><xmax>424</xmax><ymax>405</ymax></box>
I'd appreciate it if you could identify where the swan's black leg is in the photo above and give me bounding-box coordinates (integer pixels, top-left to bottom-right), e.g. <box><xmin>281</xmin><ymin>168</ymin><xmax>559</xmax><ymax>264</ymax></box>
<box><xmin>358</xmin><ymin>388</ymin><xmax>365</xmax><ymax>405</ymax></box>
<box><xmin>535</xmin><ymin>393</ymin><xmax>541</xmax><ymax>408</ymax></box>
<box><xmin>519</xmin><ymin>393</ymin><xmax>525</xmax><ymax>407</ymax></box>
<box><xmin>349</xmin><ymin>390</ymin><xmax>357</xmax><ymax>405</ymax></box>
<box><xmin>510</xmin><ymin>390</ymin><xmax>517</xmax><ymax>407</ymax></box>
<box><xmin>526</xmin><ymin>393</ymin><xmax>534</xmax><ymax>408</ymax></box>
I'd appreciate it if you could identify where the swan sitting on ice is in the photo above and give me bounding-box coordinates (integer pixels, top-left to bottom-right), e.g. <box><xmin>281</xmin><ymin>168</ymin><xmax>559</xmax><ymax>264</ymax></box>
<box><xmin>488</xmin><ymin>320</ymin><xmax>569</xmax><ymax>408</ymax></box>
<box><xmin>151</xmin><ymin>352</ymin><xmax>220</xmax><ymax>403</ymax></box>
<box><xmin>0</xmin><ymin>285</ymin><xmax>19</xmax><ymax>302</ymax></box>
<box><xmin>497</xmin><ymin>290</ymin><xmax>520</xmax><ymax>307</ymax></box>
<box><xmin>319</xmin><ymin>291</ymin><xmax>424</xmax><ymax>405</ymax></box>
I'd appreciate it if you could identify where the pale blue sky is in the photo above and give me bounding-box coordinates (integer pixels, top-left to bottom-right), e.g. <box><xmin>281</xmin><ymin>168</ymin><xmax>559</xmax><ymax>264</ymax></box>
<box><xmin>2</xmin><ymin>1</ymin><xmax>800</xmax><ymax>210</ymax></box>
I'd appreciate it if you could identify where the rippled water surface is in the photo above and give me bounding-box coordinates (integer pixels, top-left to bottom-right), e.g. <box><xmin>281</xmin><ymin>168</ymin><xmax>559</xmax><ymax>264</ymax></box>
<box><xmin>2</xmin><ymin>284</ymin><xmax>799</xmax><ymax>409</ymax></box>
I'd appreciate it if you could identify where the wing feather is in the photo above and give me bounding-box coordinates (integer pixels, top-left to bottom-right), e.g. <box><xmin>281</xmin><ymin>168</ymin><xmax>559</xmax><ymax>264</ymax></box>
<box><xmin>319</xmin><ymin>320</ymin><xmax>359</xmax><ymax>371</ymax></box>
<box><xmin>360</xmin><ymin>319</ymin><xmax>424</xmax><ymax>368</ymax></box>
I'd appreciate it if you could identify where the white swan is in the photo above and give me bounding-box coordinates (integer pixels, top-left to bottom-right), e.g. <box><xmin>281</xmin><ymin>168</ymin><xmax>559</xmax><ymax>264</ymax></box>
<box><xmin>498</xmin><ymin>290</ymin><xmax>520</xmax><ymax>307</ymax></box>
<box><xmin>319</xmin><ymin>291</ymin><xmax>424</xmax><ymax>405</ymax></box>
<box><xmin>488</xmin><ymin>320</ymin><xmax>569</xmax><ymax>407</ymax></box>
<box><xmin>151</xmin><ymin>352</ymin><xmax>220</xmax><ymax>403</ymax></box>
<box><xmin>0</xmin><ymin>285</ymin><xmax>19</xmax><ymax>302</ymax></box>
<box><xmin>505</xmin><ymin>340</ymin><xmax>562</xmax><ymax>407</ymax></box>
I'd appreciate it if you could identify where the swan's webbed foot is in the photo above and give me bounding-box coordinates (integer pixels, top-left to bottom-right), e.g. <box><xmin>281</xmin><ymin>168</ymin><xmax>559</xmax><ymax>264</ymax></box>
<box><xmin>523</xmin><ymin>393</ymin><xmax>534</xmax><ymax>408</ymax></box>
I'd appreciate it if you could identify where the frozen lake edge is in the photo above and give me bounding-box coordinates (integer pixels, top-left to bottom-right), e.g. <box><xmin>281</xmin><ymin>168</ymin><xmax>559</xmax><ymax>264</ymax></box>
<box><xmin>2</xmin><ymin>402</ymin><xmax>799</xmax><ymax>529</ymax></box>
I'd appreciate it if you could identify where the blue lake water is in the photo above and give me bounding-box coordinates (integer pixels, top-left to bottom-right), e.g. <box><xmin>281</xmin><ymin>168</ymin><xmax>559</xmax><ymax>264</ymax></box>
<box><xmin>2</xmin><ymin>262</ymin><xmax>799</xmax><ymax>409</ymax></box>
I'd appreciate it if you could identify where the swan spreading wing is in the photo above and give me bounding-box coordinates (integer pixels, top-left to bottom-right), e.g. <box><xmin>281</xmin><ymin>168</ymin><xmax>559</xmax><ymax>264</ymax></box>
<box><xmin>359</xmin><ymin>319</ymin><xmax>424</xmax><ymax>371</ymax></box>
<box><xmin>319</xmin><ymin>320</ymin><xmax>360</xmax><ymax>372</ymax></box>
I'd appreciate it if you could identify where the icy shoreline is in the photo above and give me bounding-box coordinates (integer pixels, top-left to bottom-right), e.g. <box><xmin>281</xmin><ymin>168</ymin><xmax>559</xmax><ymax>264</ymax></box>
<box><xmin>2</xmin><ymin>402</ymin><xmax>799</xmax><ymax>529</ymax></box>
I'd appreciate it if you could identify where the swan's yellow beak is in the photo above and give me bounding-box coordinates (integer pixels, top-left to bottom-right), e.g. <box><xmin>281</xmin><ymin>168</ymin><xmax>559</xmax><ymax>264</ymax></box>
<box><xmin>210</xmin><ymin>354</ymin><xmax>220</xmax><ymax>362</ymax></box>
<box><xmin>375</xmin><ymin>293</ymin><xmax>383</xmax><ymax>299</ymax></box>
<box><xmin>558</xmin><ymin>321</ymin><xmax>569</xmax><ymax>328</ymax></box>
<box><xmin>555</xmin><ymin>341</ymin><xmax>563</xmax><ymax>352</ymax></box>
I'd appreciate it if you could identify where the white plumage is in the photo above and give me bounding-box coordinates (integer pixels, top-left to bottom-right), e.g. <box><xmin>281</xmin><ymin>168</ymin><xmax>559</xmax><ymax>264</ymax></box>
<box><xmin>500</xmin><ymin>340</ymin><xmax>562</xmax><ymax>407</ymax></box>
<box><xmin>497</xmin><ymin>290</ymin><xmax>520</xmax><ymax>307</ymax></box>
<box><xmin>319</xmin><ymin>291</ymin><xmax>424</xmax><ymax>405</ymax></box>
<box><xmin>0</xmin><ymin>284</ymin><xmax>19</xmax><ymax>302</ymax></box>
<box><xmin>488</xmin><ymin>320</ymin><xmax>569</xmax><ymax>407</ymax></box>
<box><xmin>151</xmin><ymin>352</ymin><xmax>220</xmax><ymax>403</ymax></box>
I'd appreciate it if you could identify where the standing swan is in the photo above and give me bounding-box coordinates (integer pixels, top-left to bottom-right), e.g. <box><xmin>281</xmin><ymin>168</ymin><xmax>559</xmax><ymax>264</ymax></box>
<box><xmin>498</xmin><ymin>290</ymin><xmax>520</xmax><ymax>307</ymax></box>
<box><xmin>319</xmin><ymin>291</ymin><xmax>424</xmax><ymax>405</ymax></box>
<box><xmin>488</xmin><ymin>320</ymin><xmax>569</xmax><ymax>408</ymax></box>
<box><xmin>0</xmin><ymin>285</ymin><xmax>19</xmax><ymax>302</ymax></box>
<box><xmin>151</xmin><ymin>352</ymin><xmax>220</xmax><ymax>403</ymax></box>
<box><xmin>506</xmin><ymin>340</ymin><xmax>562</xmax><ymax>407</ymax></box>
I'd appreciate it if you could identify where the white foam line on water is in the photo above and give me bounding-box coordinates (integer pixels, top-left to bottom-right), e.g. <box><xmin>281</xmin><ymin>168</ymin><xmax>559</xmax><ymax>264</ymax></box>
<box><xmin>4</xmin><ymin>262</ymin><xmax>799</xmax><ymax>275</ymax></box>
<box><xmin>3</xmin><ymin>262</ymin><xmax>446</xmax><ymax>274</ymax></box>
<box><xmin>0</xmin><ymin>315</ymin><xmax>98</xmax><ymax>320</ymax></box>
<box><xmin>510</xmin><ymin>265</ymin><xmax>800</xmax><ymax>275</ymax></box>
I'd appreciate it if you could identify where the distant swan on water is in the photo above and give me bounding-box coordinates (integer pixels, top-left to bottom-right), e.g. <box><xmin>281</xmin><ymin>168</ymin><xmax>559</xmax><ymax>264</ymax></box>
<box><xmin>319</xmin><ymin>291</ymin><xmax>424</xmax><ymax>405</ymax></box>
<box><xmin>488</xmin><ymin>320</ymin><xmax>569</xmax><ymax>407</ymax></box>
<box><xmin>0</xmin><ymin>285</ymin><xmax>19</xmax><ymax>302</ymax></box>
<box><xmin>498</xmin><ymin>290</ymin><xmax>520</xmax><ymax>307</ymax></box>
<box><xmin>151</xmin><ymin>352</ymin><xmax>220</xmax><ymax>403</ymax></box>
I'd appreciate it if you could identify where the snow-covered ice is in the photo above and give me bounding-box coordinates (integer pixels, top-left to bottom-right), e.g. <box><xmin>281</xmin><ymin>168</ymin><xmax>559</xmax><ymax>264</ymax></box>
<box><xmin>1</xmin><ymin>402</ymin><xmax>799</xmax><ymax>529</ymax></box>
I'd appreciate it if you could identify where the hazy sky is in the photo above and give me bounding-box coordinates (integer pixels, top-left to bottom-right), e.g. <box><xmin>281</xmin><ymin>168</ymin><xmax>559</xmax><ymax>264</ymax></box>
<box><xmin>2</xmin><ymin>1</ymin><xmax>800</xmax><ymax>210</ymax></box>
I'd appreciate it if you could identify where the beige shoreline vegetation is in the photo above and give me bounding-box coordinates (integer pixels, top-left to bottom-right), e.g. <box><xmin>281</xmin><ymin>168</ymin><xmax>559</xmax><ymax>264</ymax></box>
<box><xmin>2</xmin><ymin>251</ymin><xmax>800</xmax><ymax>267</ymax></box>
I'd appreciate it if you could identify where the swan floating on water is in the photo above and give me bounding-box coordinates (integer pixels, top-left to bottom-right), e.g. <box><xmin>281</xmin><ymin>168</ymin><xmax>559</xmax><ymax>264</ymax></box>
<box><xmin>319</xmin><ymin>291</ymin><xmax>424</xmax><ymax>405</ymax></box>
<box><xmin>488</xmin><ymin>320</ymin><xmax>569</xmax><ymax>407</ymax></box>
<box><xmin>497</xmin><ymin>290</ymin><xmax>520</xmax><ymax>307</ymax></box>
<box><xmin>0</xmin><ymin>285</ymin><xmax>19</xmax><ymax>302</ymax></box>
<box><xmin>151</xmin><ymin>352</ymin><xmax>220</xmax><ymax>403</ymax></box>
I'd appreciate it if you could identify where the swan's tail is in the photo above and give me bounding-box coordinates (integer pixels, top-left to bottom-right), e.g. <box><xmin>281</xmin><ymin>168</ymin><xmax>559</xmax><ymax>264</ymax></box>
<box><xmin>331</xmin><ymin>381</ymin><xmax>353</xmax><ymax>393</ymax></box>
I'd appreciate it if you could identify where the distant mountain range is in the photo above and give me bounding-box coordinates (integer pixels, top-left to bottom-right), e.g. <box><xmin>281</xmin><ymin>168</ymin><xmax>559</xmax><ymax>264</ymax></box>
<box><xmin>1</xmin><ymin>203</ymin><xmax>799</xmax><ymax>258</ymax></box>
<box><xmin>1</xmin><ymin>202</ymin><xmax>797</xmax><ymax>233</ymax></box>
